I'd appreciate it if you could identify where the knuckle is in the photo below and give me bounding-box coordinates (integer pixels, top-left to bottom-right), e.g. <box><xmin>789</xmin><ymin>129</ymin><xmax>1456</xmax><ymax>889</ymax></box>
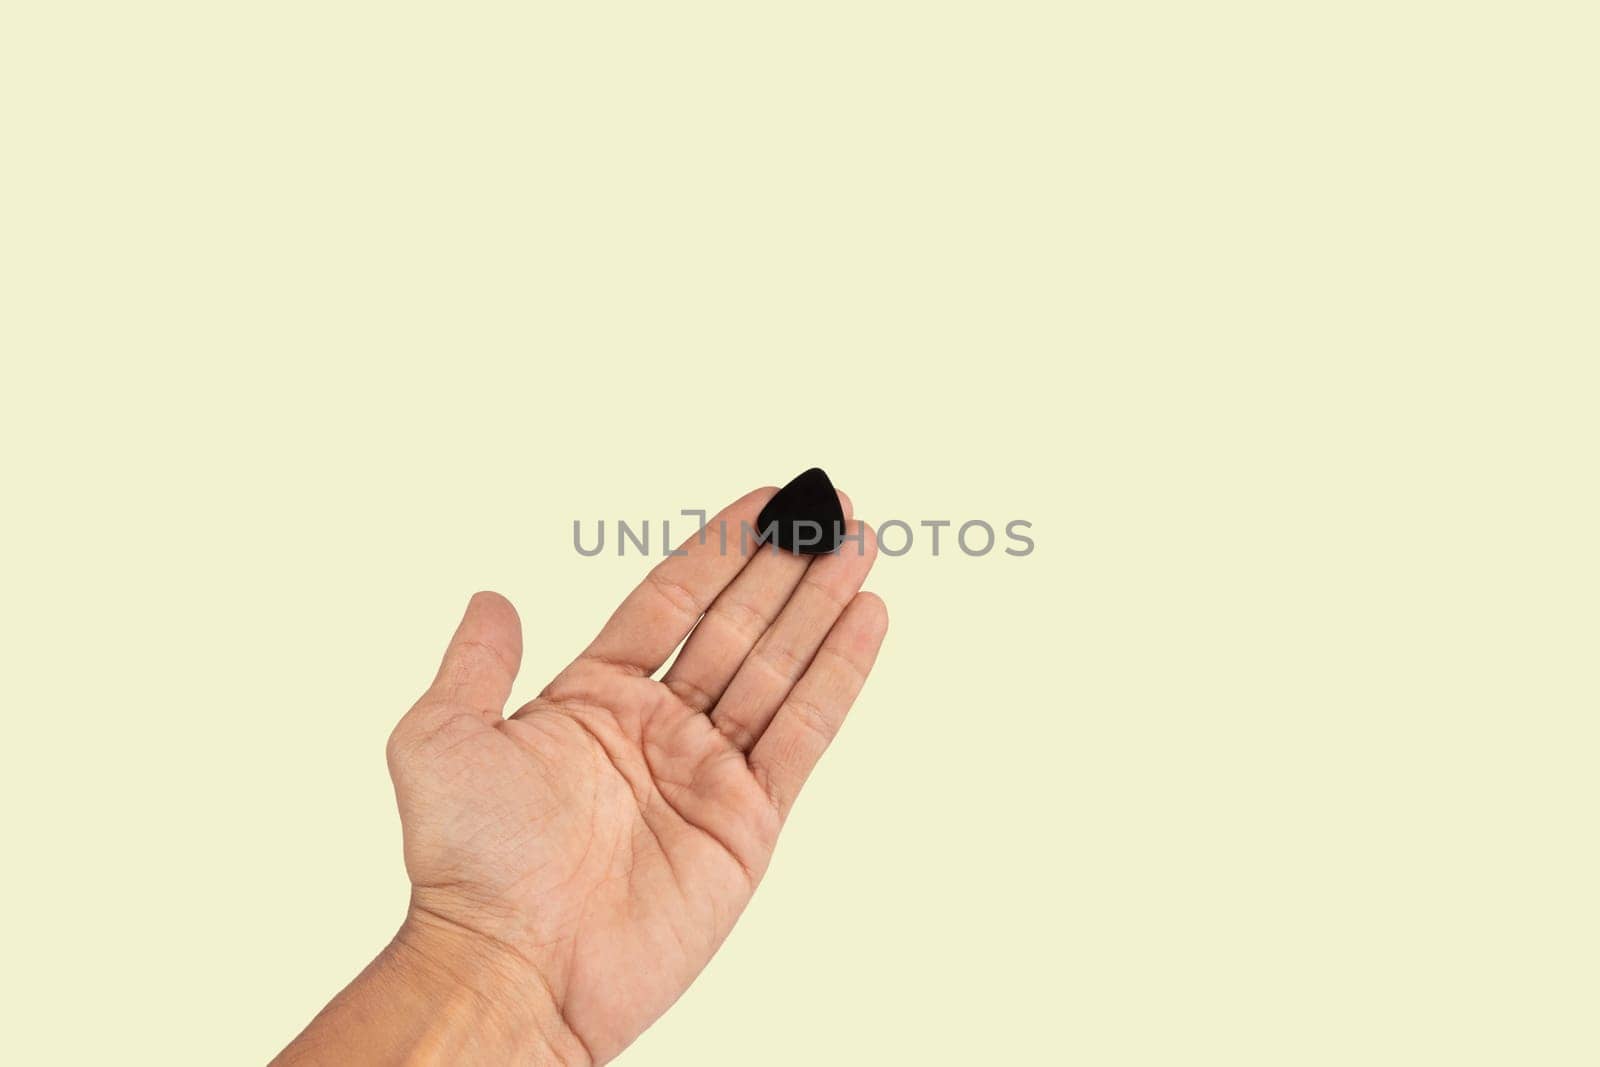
<box><xmin>756</xmin><ymin>638</ymin><xmax>809</xmax><ymax>682</ymax></box>
<box><xmin>814</xmin><ymin>645</ymin><xmax>868</xmax><ymax>687</ymax></box>
<box><xmin>715</xmin><ymin>714</ymin><xmax>758</xmax><ymax>752</ymax></box>
<box><xmin>711</xmin><ymin>597</ymin><xmax>769</xmax><ymax>644</ymax></box>
<box><xmin>784</xmin><ymin>695</ymin><xmax>837</xmax><ymax>744</ymax></box>
<box><xmin>645</xmin><ymin>569</ymin><xmax>702</xmax><ymax>618</ymax></box>
<box><xmin>799</xmin><ymin>575</ymin><xmax>851</xmax><ymax>612</ymax></box>
<box><xmin>448</xmin><ymin>639</ymin><xmax>515</xmax><ymax>678</ymax></box>
<box><xmin>665</xmin><ymin>673</ymin><xmax>717</xmax><ymax>713</ymax></box>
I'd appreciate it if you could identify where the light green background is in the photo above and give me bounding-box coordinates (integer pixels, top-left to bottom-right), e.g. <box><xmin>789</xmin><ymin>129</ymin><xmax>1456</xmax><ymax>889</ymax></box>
<box><xmin>2</xmin><ymin>3</ymin><xmax>1595</xmax><ymax>1064</ymax></box>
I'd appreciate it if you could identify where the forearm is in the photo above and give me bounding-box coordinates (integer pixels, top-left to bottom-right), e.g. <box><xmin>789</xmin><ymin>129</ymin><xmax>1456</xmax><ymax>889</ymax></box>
<box><xmin>273</xmin><ymin>908</ymin><xmax>590</xmax><ymax>1066</ymax></box>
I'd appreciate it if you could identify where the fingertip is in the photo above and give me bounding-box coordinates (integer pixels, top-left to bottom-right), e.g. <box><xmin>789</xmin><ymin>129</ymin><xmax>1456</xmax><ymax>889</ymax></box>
<box><xmin>420</xmin><ymin>589</ymin><xmax>525</xmax><ymax>716</ymax></box>
<box><xmin>852</xmin><ymin>519</ymin><xmax>880</xmax><ymax>563</ymax></box>
<box><xmin>836</xmin><ymin>489</ymin><xmax>853</xmax><ymax>517</ymax></box>
<box><xmin>467</xmin><ymin>589</ymin><xmax>518</xmax><ymax>621</ymax></box>
<box><xmin>854</xmin><ymin>590</ymin><xmax>889</xmax><ymax>631</ymax></box>
<box><xmin>458</xmin><ymin>591</ymin><xmax>523</xmax><ymax>659</ymax></box>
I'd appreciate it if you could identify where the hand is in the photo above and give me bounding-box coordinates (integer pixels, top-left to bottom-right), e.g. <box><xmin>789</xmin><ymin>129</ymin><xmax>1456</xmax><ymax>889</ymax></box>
<box><xmin>279</xmin><ymin>486</ymin><xmax>887</xmax><ymax>1065</ymax></box>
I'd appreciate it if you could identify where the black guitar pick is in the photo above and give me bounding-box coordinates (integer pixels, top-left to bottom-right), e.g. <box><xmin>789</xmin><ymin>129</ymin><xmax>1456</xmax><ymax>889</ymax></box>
<box><xmin>756</xmin><ymin>467</ymin><xmax>846</xmax><ymax>555</ymax></box>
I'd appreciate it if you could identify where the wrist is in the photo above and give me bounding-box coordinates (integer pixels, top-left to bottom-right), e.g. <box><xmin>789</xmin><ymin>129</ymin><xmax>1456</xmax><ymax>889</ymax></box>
<box><xmin>385</xmin><ymin>905</ymin><xmax>592</xmax><ymax>1066</ymax></box>
<box><xmin>274</xmin><ymin>905</ymin><xmax>591</xmax><ymax>1066</ymax></box>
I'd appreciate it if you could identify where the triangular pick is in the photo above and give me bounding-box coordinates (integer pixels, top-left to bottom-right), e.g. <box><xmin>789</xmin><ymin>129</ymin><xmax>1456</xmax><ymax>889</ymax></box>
<box><xmin>756</xmin><ymin>468</ymin><xmax>846</xmax><ymax>555</ymax></box>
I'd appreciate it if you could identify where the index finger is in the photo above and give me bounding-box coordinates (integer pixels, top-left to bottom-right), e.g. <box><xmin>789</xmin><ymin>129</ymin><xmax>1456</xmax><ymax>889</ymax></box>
<box><xmin>574</xmin><ymin>486</ymin><xmax>776</xmax><ymax>676</ymax></box>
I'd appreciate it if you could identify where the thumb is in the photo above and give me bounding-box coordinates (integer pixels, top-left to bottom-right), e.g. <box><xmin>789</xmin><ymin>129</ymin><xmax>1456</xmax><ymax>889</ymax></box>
<box><xmin>414</xmin><ymin>590</ymin><xmax>523</xmax><ymax>722</ymax></box>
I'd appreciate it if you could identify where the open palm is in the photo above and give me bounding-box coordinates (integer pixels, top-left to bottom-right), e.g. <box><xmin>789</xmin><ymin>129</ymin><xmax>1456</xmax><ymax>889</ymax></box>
<box><xmin>384</xmin><ymin>487</ymin><xmax>886</xmax><ymax>1064</ymax></box>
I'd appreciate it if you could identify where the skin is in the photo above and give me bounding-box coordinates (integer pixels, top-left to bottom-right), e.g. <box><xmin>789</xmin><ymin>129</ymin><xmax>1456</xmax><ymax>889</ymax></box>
<box><xmin>275</xmin><ymin>486</ymin><xmax>887</xmax><ymax>1065</ymax></box>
